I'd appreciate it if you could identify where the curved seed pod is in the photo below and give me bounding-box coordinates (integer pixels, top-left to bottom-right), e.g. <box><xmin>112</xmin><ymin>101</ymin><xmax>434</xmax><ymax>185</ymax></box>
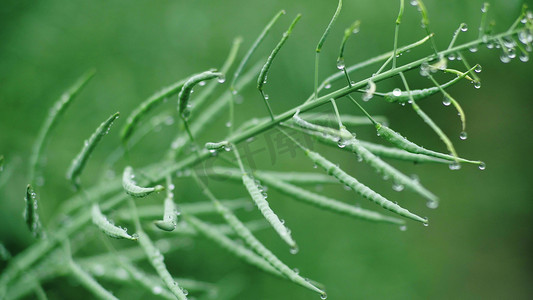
<box><xmin>375</xmin><ymin>123</ymin><xmax>483</xmax><ymax>167</ymax></box>
<box><xmin>294</xmin><ymin>114</ymin><xmax>388</xmax><ymax>127</ymax></box>
<box><xmin>289</xmin><ymin>124</ymin><xmax>437</xmax><ymax>202</ymax></box>
<box><xmin>242</xmin><ymin>174</ymin><xmax>297</xmax><ymax>249</ymax></box>
<box><xmin>292</xmin><ymin>114</ymin><xmax>352</xmax><ymax>140</ymax></box>
<box><xmin>381</xmin><ymin>69</ymin><xmax>471</xmax><ymax>103</ymax></box>
<box><xmin>257</xmin><ymin>14</ymin><xmax>301</xmax><ymax>92</ymax></box>
<box><xmin>154</xmin><ymin>176</ymin><xmax>178</xmax><ymax>232</ymax></box>
<box><xmin>29</xmin><ymin>70</ymin><xmax>95</xmax><ymax>183</ymax></box>
<box><xmin>67</xmin><ymin>112</ymin><xmax>120</xmax><ymax>189</ymax></box>
<box><xmin>178</xmin><ymin>70</ymin><xmax>223</xmax><ymax>117</ymax></box>
<box><xmin>121</xmin><ymin>78</ymin><xmax>186</xmax><ymax>144</ymax></box>
<box><xmin>69</xmin><ymin>259</ymin><xmax>119</xmax><ymax>300</ymax></box>
<box><xmin>24</xmin><ymin>184</ymin><xmax>42</xmax><ymax>237</ymax></box>
<box><xmin>91</xmin><ymin>203</ymin><xmax>137</xmax><ymax>240</ymax></box>
<box><xmin>122</xmin><ymin>166</ymin><xmax>164</xmax><ymax>198</ymax></box>
<box><xmin>258</xmin><ymin>174</ymin><xmax>404</xmax><ymax>224</ymax></box>
<box><xmin>185</xmin><ymin>215</ymin><xmax>283</xmax><ymax>278</ymax></box>
<box><xmin>205</xmin><ymin>201</ymin><xmax>326</xmax><ymax>297</ymax></box>
<box><xmin>338</xmin><ymin>20</ymin><xmax>360</xmax><ymax>66</ymax></box>
<box><xmin>305</xmin><ymin>150</ymin><xmax>427</xmax><ymax>223</ymax></box>
<box><xmin>358</xmin><ymin>141</ymin><xmax>452</xmax><ymax>164</ymax></box>
<box><xmin>137</xmin><ymin>230</ymin><xmax>188</xmax><ymax>300</ymax></box>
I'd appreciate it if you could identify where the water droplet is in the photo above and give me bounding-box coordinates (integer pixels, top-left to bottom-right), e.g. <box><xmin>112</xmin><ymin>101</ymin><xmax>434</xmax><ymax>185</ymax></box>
<box><xmin>293</xmin><ymin>268</ymin><xmax>300</xmax><ymax>274</ymax></box>
<box><xmin>518</xmin><ymin>31</ymin><xmax>529</xmax><ymax>44</ymax></box>
<box><xmin>478</xmin><ymin>162</ymin><xmax>486</xmax><ymax>170</ymax></box>
<box><xmin>392</xmin><ymin>88</ymin><xmax>402</xmax><ymax>96</ymax></box>
<box><xmin>475</xmin><ymin>65</ymin><xmax>482</xmax><ymax>73</ymax></box>
<box><xmin>264</xmin><ymin>94</ymin><xmax>269</xmax><ymax>100</ymax></box>
<box><xmin>399</xmin><ymin>225</ymin><xmax>407</xmax><ymax>231</ymax></box>
<box><xmin>481</xmin><ymin>3</ymin><xmax>488</xmax><ymax>13</ymax></box>
<box><xmin>336</xmin><ymin>59</ymin><xmax>345</xmax><ymax>70</ymax></box>
<box><xmin>225</xmin><ymin>121</ymin><xmax>232</xmax><ymax>128</ymax></box>
<box><xmin>290</xmin><ymin>246</ymin><xmax>299</xmax><ymax>255</ymax></box>
<box><xmin>519</xmin><ymin>53</ymin><xmax>530</xmax><ymax>62</ymax></box>
<box><xmin>469</xmin><ymin>46</ymin><xmax>478</xmax><ymax>53</ymax></box>
<box><xmin>449</xmin><ymin>162</ymin><xmax>461</xmax><ymax>170</ymax></box>
<box><xmin>392</xmin><ymin>183</ymin><xmax>404</xmax><ymax>192</ymax></box>
<box><xmin>500</xmin><ymin>53</ymin><xmax>511</xmax><ymax>63</ymax></box>
<box><xmin>198</xmin><ymin>81</ymin><xmax>206</xmax><ymax>86</ymax></box>
<box><xmin>183</xmin><ymin>288</ymin><xmax>189</xmax><ymax>296</ymax></box>
<box><xmin>448</xmin><ymin>53</ymin><xmax>456</xmax><ymax>61</ymax></box>
<box><xmin>486</xmin><ymin>42</ymin><xmax>494</xmax><ymax>49</ymax></box>
<box><xmin>410</xmin><ymin>0</ymin><xmax>418</xmax><ymax>6</ymax></box>
<box><xmin>460</xmin><ymin>23</ymin><xmax>468</xmax><ymax>32</ymax></box>
<box><xmin>423</xmin><ymin>222</ymin><xmax>429</xmax><ymax>227</ymax></box>
<box><xmin>508</xmin><ymin>48</ymin><xmax>516</xmax><ymax>59</ymax></box>
<box><xmin>92</xmin><ymin>264</ymin><xmax>105</xmax><ymax>276</ymax></box>
<box><xmin>442</xmin><ymin>96</ymin><xmax>451</xmax><ymax>106</ymax></box>
<box><xmin>324</xmin><ymin>83</ymin><xmax>332</xmax><ymax>89</ymax></box>
<box><xmin>337</xmin><ymin>140</ymin><xmax>346</xmax><ymax>148</ymax></box>
<box><xmin>313</xmin><ymin>164</ymin><xmax>318</xmax><ymax>169</ymax></box>
<box><xmin>459</xmin><ymin>131</ymin><xmax>468</xmax><ymax>140</ymax></box>
<box><xmin>231</xmin><ymin>89</ymin><xmax>238</xmax><ymax>95</ymax></box>
<box><xmin>426</xmin><ymin>200</ymin><xmax>439</xmax><ymax>209</ymax></box>
<box><xmin>502</xmin><ymin>37</ymin><xmax>516</xmax><ymax>48</ymax></box>
<box><xmin>320</xmin><ymin>293</ymin><xmax>328</xmax><ymax>300</ymax></box>
<box><xmin>217</xmin><ymin>75</ymin><xmax>226</xmax><ymax>84</ymax></box>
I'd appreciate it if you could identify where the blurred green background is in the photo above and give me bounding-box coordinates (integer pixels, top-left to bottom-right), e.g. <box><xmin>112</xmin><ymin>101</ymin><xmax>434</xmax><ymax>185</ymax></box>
<box><xmin>1</xmin><ymin>0</ymin><xmax>532</xmax><ymax>299</ymax></box>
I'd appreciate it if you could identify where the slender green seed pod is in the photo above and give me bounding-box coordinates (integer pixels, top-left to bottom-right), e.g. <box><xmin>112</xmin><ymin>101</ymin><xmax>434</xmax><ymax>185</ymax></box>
<box><xmin>138</xmin><ymin>230</ymin><xmax>188</xmax><ymax>300</ymax></box>
<box><xmin>305</xmin><ymin>150</ymin><xmax>427</xmax><ymax>223</ymax></box>
<box><xmin>205</xmin><ymin>200</ymin><xmax>326</xmax><ymax>296</ymax></box>
<box><xmin>178</xmin><ymin>70</ymin><xmax>223</xmax><ymax>117</ymax></box>
<box><xmin>29</xmin><ymin>70</ymin><xmax>95</xmax><ymax>183</ymax></box>
<box><xmin>24</xmin><ymin>184</ymin><xmax>42</xmax><ymax>238</ymax></box>
<box><xmin>376</xmin><ymin>112</ymin><xmax>481</xmax><ymax>167</ymax></box>
<box><xmin>257</xmin><ymin>174</ymin><xmax>404</xmax><ymax>224</ymax></box>
<box><xmin>69</xmin><ymin>259</ymin><xmax>119</xmax><ymax>300</ymax></box>
<box><xmin>317</xmin><ymin>0</ymin><xmax>342</xmax><ymax>53</ymax></box>
<box><xmin>185</xmin><ymin>215</ymin><xmax>283</xmax><ymax>278</ymax></box>
<box><xmin>381</xmin><ymin>67</ymin><xmax>474</xmax><ymax>103</ymax></box>
<box><xmin>426</xmin><ymin>72</ymin><xmax>467</xmax><ymax>132</ymax></box>
<box><xmin>66</xmin><ymin>112</ymin><xmax>120</xmax><ymax>189</ymax></box>
<box><xmin>358</xmin><ymin>141</ymin><xmax>453</xmax><ymax>164</ymax></box>
<box><xmin>91</xmin><ymin>203</ymin><xmax>137</xmax><ymax>240</ymax></box>
<box><xmin>257</xmin><ymin>14</ymin><xmax>301</xmax><ymax>92</ymax></box>
<box><xmin>231</xmin><ymin>10</ymin><xmax>286</xmax><ymax>93</ymax></box>
<box><xmin>292</xmin><ymin>114</ymin><xmax>352</xmax><ymax>140</ymax></box>
<box><xmin>292</xmin><ymin>124</ymin><xmax>438</xmax><ymax>202</ymax></box>
<box><xmin>298</xmin><ymin>114</ymin><xmax>388</xmax><ymax>127</ymax></box>
<box><xmin>121</xmin><ymin>78</ymin><xmax>186</xmax><ymax>144</ymax></box>
<box><xmin>242</xmin><ymin>174</ymin><xmax>297</xmax><ymax>250</ymax></box>
<box><xmin>154</xmin><ymin>176</ymin><xmax>178</xmax><ymax>232</ymax></box>
<box><xmin>338</xmin><ymin>20</ymin><xmax>360</xmax><ymax>65</ymax></box>
<box><xmin>122</xmin><ymin>166</ymin><xmax>164</xmax><ymax>197</ymax></box>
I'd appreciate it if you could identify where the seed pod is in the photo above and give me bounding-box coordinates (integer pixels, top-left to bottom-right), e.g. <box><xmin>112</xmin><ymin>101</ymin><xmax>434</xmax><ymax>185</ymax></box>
<box><xmin>67</xmin><ymin>112</ymin><xmax>120</xmax><ymax>189</ymax></box>
<box><xmin>122</xmin><ymin>166</ymin><xmax>164</xmax><ymax>198</ymax></box>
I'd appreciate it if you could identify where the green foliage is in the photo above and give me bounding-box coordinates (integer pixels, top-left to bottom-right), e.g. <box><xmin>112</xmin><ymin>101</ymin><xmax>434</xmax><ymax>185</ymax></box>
<box><xmin>1</xmin><ymin>1</ymin><xmax>532</xmax><ymax>299</ymax></box>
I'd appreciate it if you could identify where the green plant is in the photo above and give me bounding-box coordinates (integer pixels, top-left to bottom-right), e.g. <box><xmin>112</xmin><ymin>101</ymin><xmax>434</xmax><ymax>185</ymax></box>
<box><xmin>1</xmin><ymin>0</ymin><xmax>532</xmax><ymax>299</ymax></box>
